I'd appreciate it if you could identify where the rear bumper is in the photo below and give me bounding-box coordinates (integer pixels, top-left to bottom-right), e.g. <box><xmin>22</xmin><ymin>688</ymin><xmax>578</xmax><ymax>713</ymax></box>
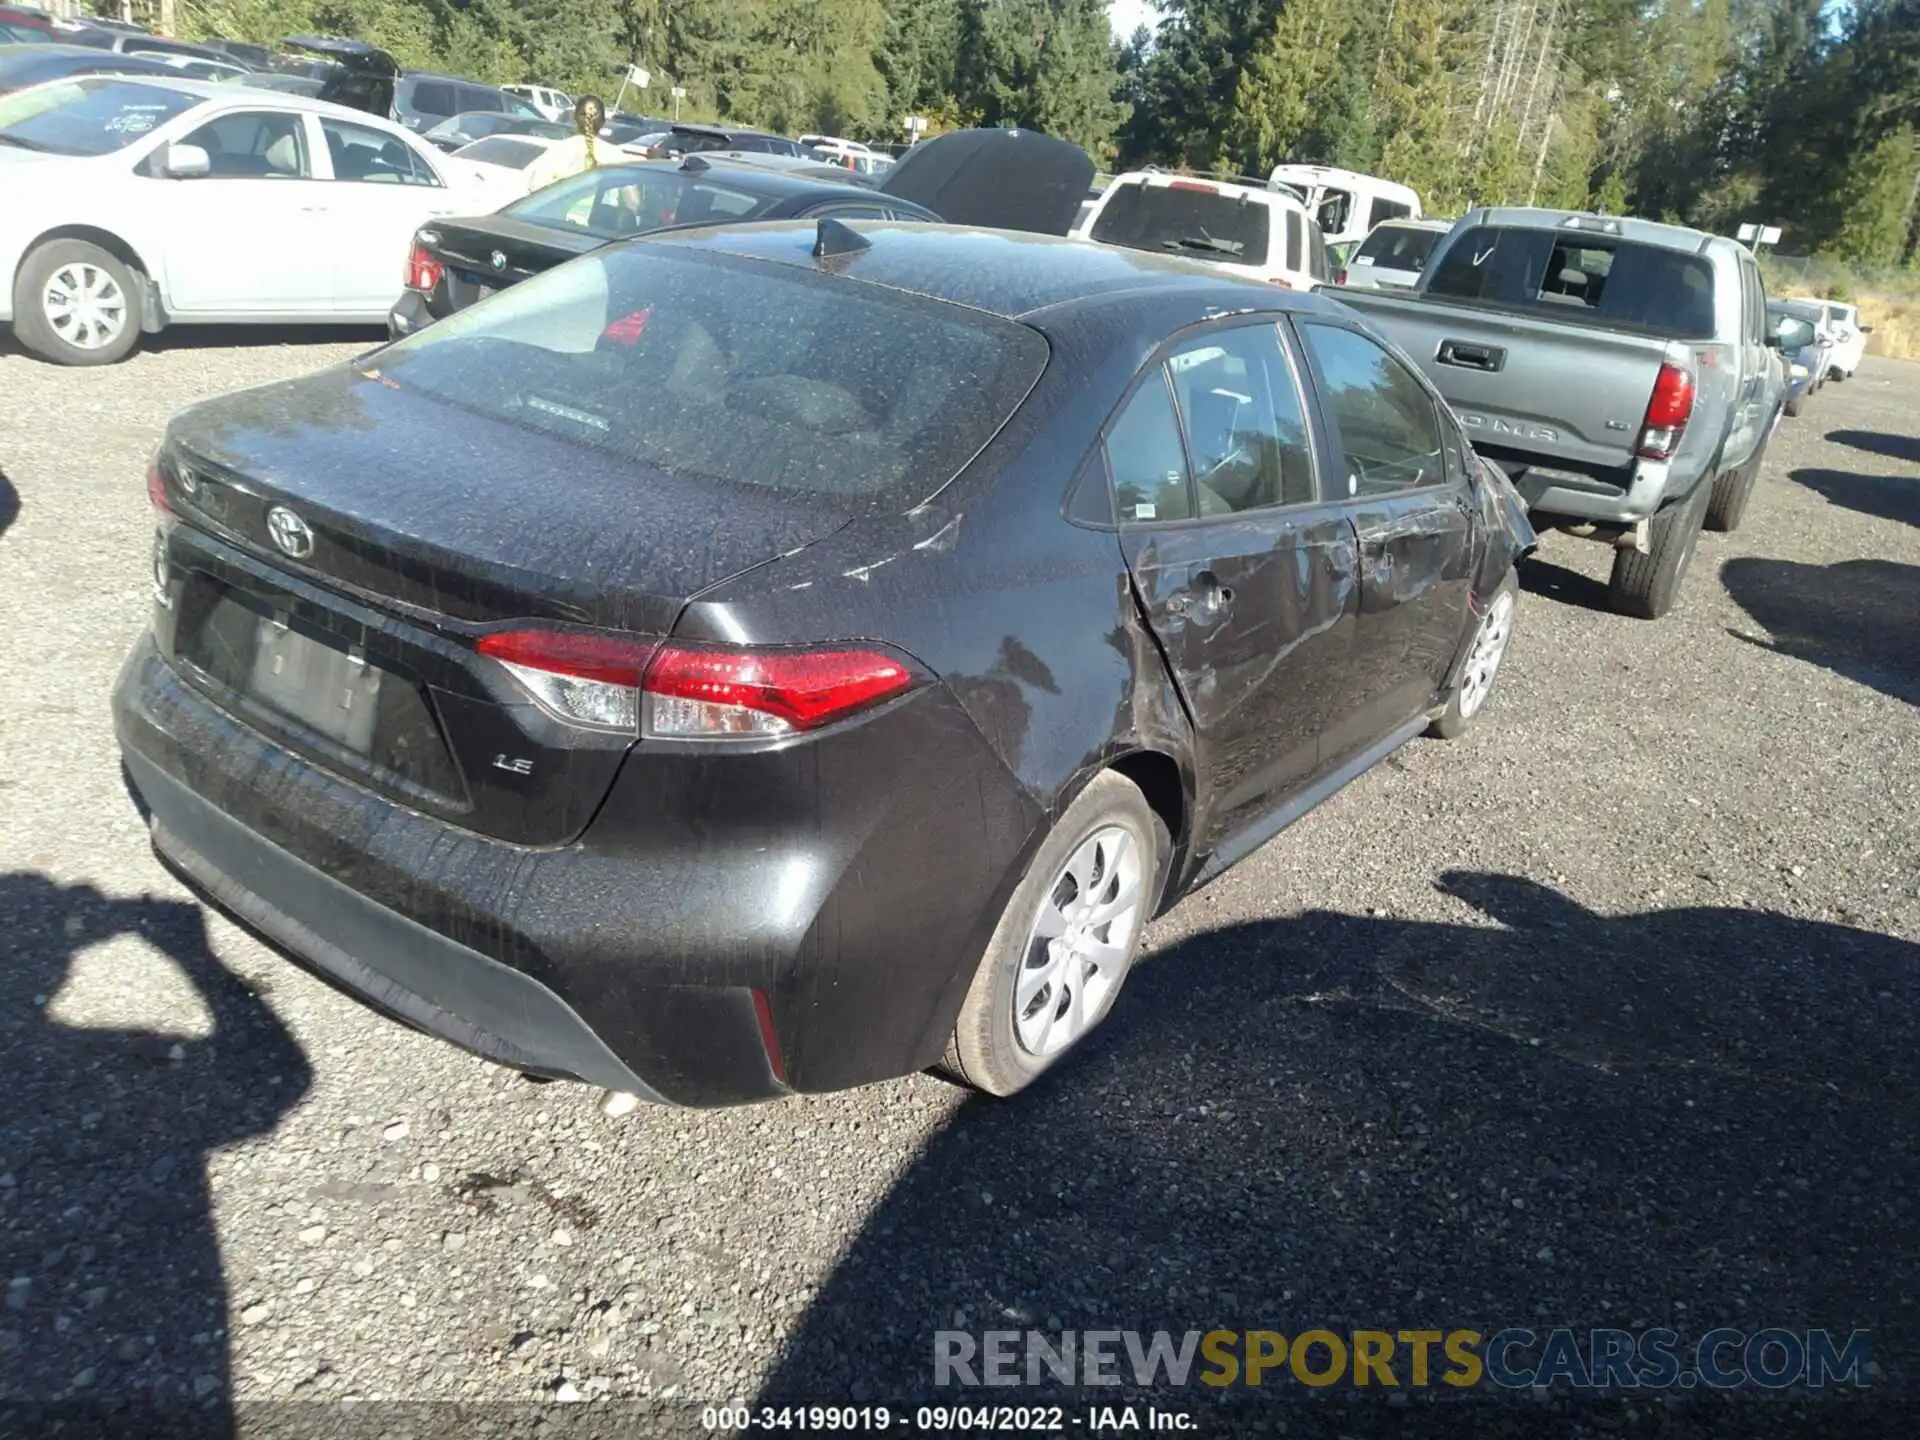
<box><xmin>387</xmin><ymin>287</ymin><xmax>434</xmax><ymax>339</ymax></box>
<box><xmin>113</xmin><ymin>631</ymin><xmax>1037</xmax><ymax>1104</ymax></box>
<box><xmin>1510</xmin><ymin>456</ymin><xmax>1676</xmax><ymax>525</ymax></box>
<box><xmin>130</xmin><ymin>749</ymin><xmax>678</xmax><ymax>1104</ymax></box>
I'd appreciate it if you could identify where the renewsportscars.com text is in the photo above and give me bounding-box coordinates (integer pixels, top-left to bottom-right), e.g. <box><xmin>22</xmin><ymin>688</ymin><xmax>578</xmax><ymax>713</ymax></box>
<box><xmin>934</xmin><ymin>1327</ymin><xmax>1874</xmax><ymax>1391</ymax></box>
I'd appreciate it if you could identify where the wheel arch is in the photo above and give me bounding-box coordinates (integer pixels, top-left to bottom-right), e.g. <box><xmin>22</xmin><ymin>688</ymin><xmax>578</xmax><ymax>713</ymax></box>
<box><xmin>1104</xmin><ymin>746</ymin><xmax>1191</xmax><ymax>915</ymax></box>
<box><xmin>18</xmin><ymin>225</ymin><xmax>165</xmax><ymax>330</ymax></box>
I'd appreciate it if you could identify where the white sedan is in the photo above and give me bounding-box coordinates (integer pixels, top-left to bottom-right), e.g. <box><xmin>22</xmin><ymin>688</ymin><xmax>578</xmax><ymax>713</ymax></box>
<box><xmin>0</xmin><ymin>74</ymin><xmax>525</xmax><ymax>364</ymax></box>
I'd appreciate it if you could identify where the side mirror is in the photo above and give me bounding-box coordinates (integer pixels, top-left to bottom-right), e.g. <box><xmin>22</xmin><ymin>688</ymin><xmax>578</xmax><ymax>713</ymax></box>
<box><xmin>161</xmin><ymin>142</ymin><xmax>210</xmax><ymax>178</ymax></box>
<box><xmin>1767</xmin><ymin>315</ymin><xmax>1815</xmax><ymax>352</ymax></box>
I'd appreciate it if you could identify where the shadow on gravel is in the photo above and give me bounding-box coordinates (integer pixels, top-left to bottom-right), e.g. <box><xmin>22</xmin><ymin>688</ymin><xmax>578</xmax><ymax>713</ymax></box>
<box><xmin>1722</xmin><ymin>556</ymin><xmax>1920</xmax><ymax>706</ymax></box>
<box><xmin>0</xmin><ymin>873</ymin><xmax>311</xmax><ymax>1435</ymax></box>
<box><xmin>1518</xmin><ymin>549</ymin><xmax>1614</xmax><ymax>614</ymax></box>
<box><xmin>1824</xmin><ymin>430</ymin><xmax>1920</xmax><ymax>468</ymax></box>
<box><xmin>0</xmin><ymin>469</ymin><xmax>16</xmax><ymax>541</ymax></box>
<box><xmin>758</xmin><ymin>876</ymin><xmax>1914</xmax><ymax>1432</ymax></box>
<box><xmin>1789</xmin><ymin>467</ymin><xmax>1920</xmax><ymax>529</ymax></box>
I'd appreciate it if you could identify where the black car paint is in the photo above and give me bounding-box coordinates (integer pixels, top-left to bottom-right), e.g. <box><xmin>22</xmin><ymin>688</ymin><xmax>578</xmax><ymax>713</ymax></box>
<box><xmin>117</xmin><ymin>225</ymin><xmax>1534</xmax><ymax>1105</ymax></box>
<box><xmin>391</xmin><ymin>160</ymin><xmax>941</xmax><ymax>334</ymax></box>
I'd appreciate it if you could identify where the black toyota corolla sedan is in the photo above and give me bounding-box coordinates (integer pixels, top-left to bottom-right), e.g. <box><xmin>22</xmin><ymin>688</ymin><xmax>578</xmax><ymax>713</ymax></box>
<box><xmin>115</xmin><ymin>223</ymin><xmax>1535</xmax><ymax>1107</ymax></box>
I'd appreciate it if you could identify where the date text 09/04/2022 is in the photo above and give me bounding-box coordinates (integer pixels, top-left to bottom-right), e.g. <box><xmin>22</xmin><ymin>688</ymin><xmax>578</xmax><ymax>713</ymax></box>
<box><xmin>701</xmin><ymin>1405</ymin><xmax>1194</xmax><ymax>1431</ymax></box>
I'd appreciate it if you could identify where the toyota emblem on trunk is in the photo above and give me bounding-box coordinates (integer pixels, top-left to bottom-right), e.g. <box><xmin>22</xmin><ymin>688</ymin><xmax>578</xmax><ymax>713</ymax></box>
<box><xmin>490</xmin><ymin>250</ymin><xmax>507</xmax><ymax>271</ymax></box>
<box><xmin>266</xmin><ymin>505</ymin><xmax>314</xmax><ymax>559</ymax></box>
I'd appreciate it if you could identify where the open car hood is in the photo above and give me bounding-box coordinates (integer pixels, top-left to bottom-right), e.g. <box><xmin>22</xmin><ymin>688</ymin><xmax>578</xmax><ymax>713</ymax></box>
<box><xmin>876</xmin><ymin>127</ymin><xmax>1093</xmax><ymax>237</ymax></box>
<box><xmin>282</xmin><ymin>34</ymin><xmax>398</xmax><ymax>118</ymax></box>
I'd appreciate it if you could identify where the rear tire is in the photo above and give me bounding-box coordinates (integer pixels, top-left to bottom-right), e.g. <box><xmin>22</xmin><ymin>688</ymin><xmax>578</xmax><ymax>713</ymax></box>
<box><xmin>1428</xmin><ymin>570</ymin><xmax>1519</xmax><ymax>740</ymax></box>
<box><xmin>1784</xmin><ymin>394</ymin><xmax>1805</xmax><ymax>418</ymax></box>
<box><xmin>942</xmin><ymin>771</ymin><xmax>1166</xmax><ymax>1097</ymax></box>
<box><xmin>12</xmin><ymin>239</ymin><xmax>144</xmax><ymax>367</ymax></box>
<box><xmin>1706</xmin><ymin>434</ymin><xmax>1769</xmax><ymax>534</ymax></box>
<box><xmin>1608</xmin><ymin>480</ymin><xmax>1710</xmax><ymax>620</ymax></box>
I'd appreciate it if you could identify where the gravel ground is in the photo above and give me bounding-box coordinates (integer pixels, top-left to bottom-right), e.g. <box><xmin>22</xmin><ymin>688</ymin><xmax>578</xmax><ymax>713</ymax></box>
<box><xmin>0</xmin><ymin>331</ymin><xmax>1915</xmax><ymax>1436</ymax></box>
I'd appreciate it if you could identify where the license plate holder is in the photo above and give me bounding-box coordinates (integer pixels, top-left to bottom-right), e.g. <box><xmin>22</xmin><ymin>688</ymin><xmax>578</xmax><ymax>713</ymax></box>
<box><xmin>246</xmin><ymin>616</ymin><xmax>382</xmax><ymax>754</ymax></box>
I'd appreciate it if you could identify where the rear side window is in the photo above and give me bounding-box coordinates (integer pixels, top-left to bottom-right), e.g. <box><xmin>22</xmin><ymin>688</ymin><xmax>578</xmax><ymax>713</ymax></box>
<box><xmin>408</xmin><ymin>80</ymin><xmax>458</xmax><ymax>118</ymax></box>
<box><xmin>1284</xmin><ymin>209</ymin><xmax>1303</xmax><ymax>273</ymax></box>
<box><xmin>1105</xmin><ymin>373</ymin><xmax>1192</xmax><ymax>523</ymax></box>
<box><xmin>1426</xmin><ymin>225</ymin><xmax>1718</xmax><ymax>339</ymax></box>
<box><xmin>461</xmin><ymin>86</ymin><xmax>503</xmax><ymax>113</ymax></box>
<box><xmin>1090</xmin><ymin>181</ymin><xmax>1272</xmax><ymax>264</ymax></box>
<box><xmin>1356</xmin><ymin>225</ymin><xmax>1443</xmax><ymax>271</ymax></box>
<box><xmin>1369</xmin><ymin>197</ymin><xmax>1413</xmax><ymax>228</ymax></box>
<box><xmin>321</xmin><ymin>117</ymin><xmax>439</xmax><ymax>186</ymax></box>
<box><xmin>377</xmin><ymin>246</ymin><xmax>1049</xmax><ymax>517</ymax></box>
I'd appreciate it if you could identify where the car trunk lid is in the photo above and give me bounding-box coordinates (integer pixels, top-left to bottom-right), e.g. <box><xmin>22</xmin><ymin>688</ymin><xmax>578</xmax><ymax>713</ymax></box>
<box><xmin>877</xmin><ymin>126</ymin><xmax>1093</xmax><ymax>236</ymax></box>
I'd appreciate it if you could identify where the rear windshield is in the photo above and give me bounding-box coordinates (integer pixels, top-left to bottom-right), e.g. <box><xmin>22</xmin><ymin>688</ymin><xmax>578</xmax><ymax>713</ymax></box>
<box><xmin>374</xmin><ymin>244</ymin><xmax>1049</xmax><ymax>515</ymax></box>
<box><xmin>1090</xmin><ymin>181</ymin><xmax>1271</xmax><ymax>264</ymax></box>
<box><xmin>1425</xmin><ymin>224</ymin><xmax>1718</xmax><ymax>339</ymax></box>
<box><xmin>457</xmin><ymin>136</ymin><xmax>546</xmax><ymax>168</ymax></box>
<box><xmin>1356</xmin><ymin>225</ymin><xmax>1443</xmax><ymax>271</ymax></box>
<box><xmin>0</xmin><ymin>77</ymin><xmax>197</xmax><ymax>155</ymax></box>
<box><xmin>506</xmin><ymin>166</ymin><xmax>772</xmax><ymax>239</ymax></box>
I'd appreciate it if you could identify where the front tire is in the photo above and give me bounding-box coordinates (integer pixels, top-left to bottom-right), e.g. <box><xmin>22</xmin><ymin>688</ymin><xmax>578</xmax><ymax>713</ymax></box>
<box><xmin>1608</xmin><ymin>479</ymin><xmax>1711</xmax><ymax>620</ymax></box>
<box><xmin>1429</xmin><ymin>570</ymin><xmax>1519</xmax><ymax>740</ymax></box>
<box><xmin>942</xmin><ymin>771</ymin><xmax>1166</xmax><ymax>1096</ymax></box>
<box><xmin>1706</xmin><ymin>433</ymin><xmax>1769</xmax><ymax>534</ymax></box>
<box><xmin>13</xmin><ymin>240</ymin><xmax>144</xmax><ymax>366</ymax></box>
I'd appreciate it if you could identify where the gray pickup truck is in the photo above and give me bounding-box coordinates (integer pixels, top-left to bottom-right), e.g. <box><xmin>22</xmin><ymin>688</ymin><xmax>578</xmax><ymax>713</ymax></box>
<box><xmin>1338</xmin><ymin>208</ymin><xmax>1814</xmax><ymax>618</ymax></box>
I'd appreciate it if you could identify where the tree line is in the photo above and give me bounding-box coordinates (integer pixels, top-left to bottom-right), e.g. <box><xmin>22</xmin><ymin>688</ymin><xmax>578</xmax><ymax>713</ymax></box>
<box><xmin>174</xmin><ymin>0</ymin><xmax>1918</xmax><ymax>264</ymax></box>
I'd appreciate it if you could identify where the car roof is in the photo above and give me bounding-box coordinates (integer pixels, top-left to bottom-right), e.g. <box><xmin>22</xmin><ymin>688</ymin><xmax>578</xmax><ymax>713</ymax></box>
<box><xmin>641</xmin><ymin>220</ymin><xmax>1346</xmax><ymax>321</ymax></box>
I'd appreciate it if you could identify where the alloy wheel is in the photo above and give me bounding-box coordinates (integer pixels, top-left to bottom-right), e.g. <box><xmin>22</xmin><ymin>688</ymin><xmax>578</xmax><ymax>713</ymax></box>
<box><xmin>43</xmin><ymin>262</ymin><xmax>128</xmax><ymax>352</ymax></box>
<box><xmin>1012</xmin><ymin>824</ymin><xmax>1146</xmax><ymax>1057</ymax></box>
<box><xmin>1457</xmin><ymin>589</ymin><xmax>1515</xmax><ymax>719</ymax></box>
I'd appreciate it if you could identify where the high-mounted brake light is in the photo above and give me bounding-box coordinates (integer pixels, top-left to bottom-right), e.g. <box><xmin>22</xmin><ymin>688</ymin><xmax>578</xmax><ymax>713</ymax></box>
<box><xmin>404</xmin><ymin>239</ymin><xmax>443</xmax><ymax>293</ymax></box>
<box><xmin>1636</xmin><ymin>362</ymin><xmax>1695</xmax><ymax>461</ymax></box>
<box><xmin>475</xmin><ymin>632</ymin><xmax>917</xmax><ymax>738</ymax></box>
<box><xmin>1168</xmin><ymin>179</ymin><xmax>1218</xmax><ymax>194</ymax></box>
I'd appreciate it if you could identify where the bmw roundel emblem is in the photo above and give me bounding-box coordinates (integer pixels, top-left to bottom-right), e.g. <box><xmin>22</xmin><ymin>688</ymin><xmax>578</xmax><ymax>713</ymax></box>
<box><xmin>490</xmin><ymin>250</ymin><xmax>508</xmax><ymax>271</ymax></box>
<box><xmin>266</xmin><ymin>505</ymin><xmax>314</xmax><ymax>560</ymax></box>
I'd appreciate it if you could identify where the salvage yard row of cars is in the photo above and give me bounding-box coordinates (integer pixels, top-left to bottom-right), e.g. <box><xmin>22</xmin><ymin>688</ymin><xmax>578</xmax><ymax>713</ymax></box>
<box><xmin>0</xmin><ymin>35</ymin><xmax>1835</xmax><ymax>1106</ymax></box>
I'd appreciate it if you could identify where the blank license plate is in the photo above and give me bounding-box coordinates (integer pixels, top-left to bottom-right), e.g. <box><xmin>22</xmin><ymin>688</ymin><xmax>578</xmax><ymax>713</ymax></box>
<box><xmin>246</xmin><ymin>618</ymin><xmax>382</xmax><ymax>753</ymax></box>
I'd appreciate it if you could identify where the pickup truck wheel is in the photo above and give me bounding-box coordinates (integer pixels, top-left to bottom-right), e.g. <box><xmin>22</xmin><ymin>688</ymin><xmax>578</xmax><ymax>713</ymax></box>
<box><xmin>1608</xmin><ymin>480</ymin><xmax>1710</xmax><ymax>620</ymax></box>
<box><xmin>1706</xmin><ymin>437</ymin><xmax>1768</xmax><ymax>534</ymax></box>
<box><xmin>13</xmin><ymin>240</ymin><xmax>145</xmax><ymax>367</ymax></box>
<box><xmin>941</xmin><ymin>771</ymin><xmax>1165</xmax><ymax>1097</ymax></box>
<box><xmin>1428</xmin><ymin>571</ymin><xmax>1518</xmax><ymax>740</ymax></box>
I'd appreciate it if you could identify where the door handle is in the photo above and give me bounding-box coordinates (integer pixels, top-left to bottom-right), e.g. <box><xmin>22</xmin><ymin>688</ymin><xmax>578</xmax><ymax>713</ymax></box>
<box><xmin>1165</xmin><ymin>579</ymin><xmax>1233</xmax><ymax>623</ymax></box>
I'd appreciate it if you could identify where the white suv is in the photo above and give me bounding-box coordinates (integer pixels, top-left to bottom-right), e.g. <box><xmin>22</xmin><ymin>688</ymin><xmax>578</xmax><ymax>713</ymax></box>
<box><xmin>1071</xmin><ymin>171</ymin><xmax>1329</xmax><ymax>291</ymax></box>
<box><xmin>503</xmin><ymin>84</ymin><xmax>572</xmax><ymax>123</ymax></box>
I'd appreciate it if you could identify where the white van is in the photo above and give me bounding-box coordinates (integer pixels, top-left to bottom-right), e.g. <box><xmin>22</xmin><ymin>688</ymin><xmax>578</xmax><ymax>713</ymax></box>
<box><xmin>1072</xmin><ymin>170</ymin><xmax>1331</xmax><ymax>291</ymax></box>
<box><xmin>1266</xmin><ymin>164</ymin><xmax>1421</xmax><ymax>252</ymax></box>
<box><xmin>503</xmin><ymin>84</ymin><xmax>573</xmax><ymax>123</ymax></box>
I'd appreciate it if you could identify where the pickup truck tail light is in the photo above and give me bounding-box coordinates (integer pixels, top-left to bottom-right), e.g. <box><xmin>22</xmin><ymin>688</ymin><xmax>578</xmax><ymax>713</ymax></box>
<box><xmin>1636</xmin><ymin>362</ymin><xmax>1695</xmax><ymax>460</ymax></box>
<box><xmin>1333</xmin><ymin>268</ymin><xmax>1348</xmax><ymax>286</ymax></box>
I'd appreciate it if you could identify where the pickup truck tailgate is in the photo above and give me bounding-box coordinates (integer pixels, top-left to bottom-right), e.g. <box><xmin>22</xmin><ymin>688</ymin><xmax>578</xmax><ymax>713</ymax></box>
<box><xmin>1338</xmin><ymin>291</ymin><xmax>1676</xmax><ymax>477</ymax></box>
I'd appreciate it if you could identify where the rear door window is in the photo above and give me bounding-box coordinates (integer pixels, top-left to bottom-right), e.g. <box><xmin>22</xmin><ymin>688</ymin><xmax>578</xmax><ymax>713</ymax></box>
<box><xmin>1284</xmin><ymin>209</ymin><xmax>1303</xmax><ymax>273</ymax></box>
<box><xmin>1298</xmin><ymin>323</ymin><xmax>1446</xmax><ymax>497</ymax></box>
<box><xmin>461</xmin><ymin>85</ymin><xmax>503</xmax><ymax>113</ymax></box>
<box><xmin>1105</xmin><ymin>372</ymin><xmax>1192</xmax><ymax>524</ymax></box>
<box><xmin>408</xmin><ymin>80</ymin><xmax>459</xmax><ymax>119</ymax></box>
<box><xmin>376</xmin><ymin>245</ymin><xmax>1049</xmax><ymax>517</ymax></box>
<box><xmin>320</xmin><ymin>117</ymin><xmax>439</xmax><ymax>186</ymax></box>
<box><xmin>1425</xmin><ymin>224</ymin><xmax>1718</xmax><ymax>339</ymax></box>
<box><xmin>506</xmin><ymin>169</ymin><xmax>771</xmax><ymax>237</ymax></box>
<box><xmin>1090</xmin><ymin>181</ymin><xmax>1271</xmax><ymax>265</ymax></box>
<box><xmin>1165</xmin><ymin>325</ymin><xmax>1316</xmax><ymax>512</ymax></box>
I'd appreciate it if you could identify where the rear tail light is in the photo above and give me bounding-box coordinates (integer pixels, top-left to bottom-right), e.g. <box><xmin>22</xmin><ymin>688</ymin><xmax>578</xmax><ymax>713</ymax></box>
<box><xmin>1334</xmin><ymin>269</ymin><xmax>1348</xmax><ymax>286</ymax></box>
<box><xmin>146</xmin><ymin>455</ymin><xmax>170</xmax><ymax>513</ymax></box>
<box><xmin>477</xmin><ymin>629</ymin><xmax>655</xmax><ymax>732</ymax></box>
<box><xmin>1636</xmin><ymin>362</ymin><xmax>1695</xmax><ymax>460</ymax></box>
<box><xmin>476</xmin><ymin>631</ymin><xmax>917</xmax><ymax>738</ymax></box>
<box><xmin>404</xmin><ymin>240</ymin><xmax>442</xmax><ymax>293</ymax></box>
<box><xmin>642</xmin><ymin>643</ymin><xmax>915</xmax><ymax>738</ymax></box>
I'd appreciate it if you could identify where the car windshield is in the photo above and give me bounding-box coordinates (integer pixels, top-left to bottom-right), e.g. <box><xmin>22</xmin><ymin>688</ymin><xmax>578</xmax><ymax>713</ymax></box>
<box><xmin>373</xmin><ymin>245</ymin><xmax>1048</xmax><ymax>516</ymax></box>
<box><xmin>0</xmin><ymin>76</ymin><xmax>195</xmax><ymax>154</ymax></box>
<box><xmin>1424</xmin><ymin>224</ymin><xmax>1719</xmax><ymax>339</ymax></box>
<box><xmin>505</xmin><ymin>166</ymin><xmax>772</xmax><ymax>239</ymax></box>
<box><xmin>1355</xmin><ymin>225</ymin><xmax>1443</xmax><ymax>271</ymax></box>
<box><xmin>1089</xmin><ymin>181</ymin><xmax>1271</xmax><ymax>263</ymax></box>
